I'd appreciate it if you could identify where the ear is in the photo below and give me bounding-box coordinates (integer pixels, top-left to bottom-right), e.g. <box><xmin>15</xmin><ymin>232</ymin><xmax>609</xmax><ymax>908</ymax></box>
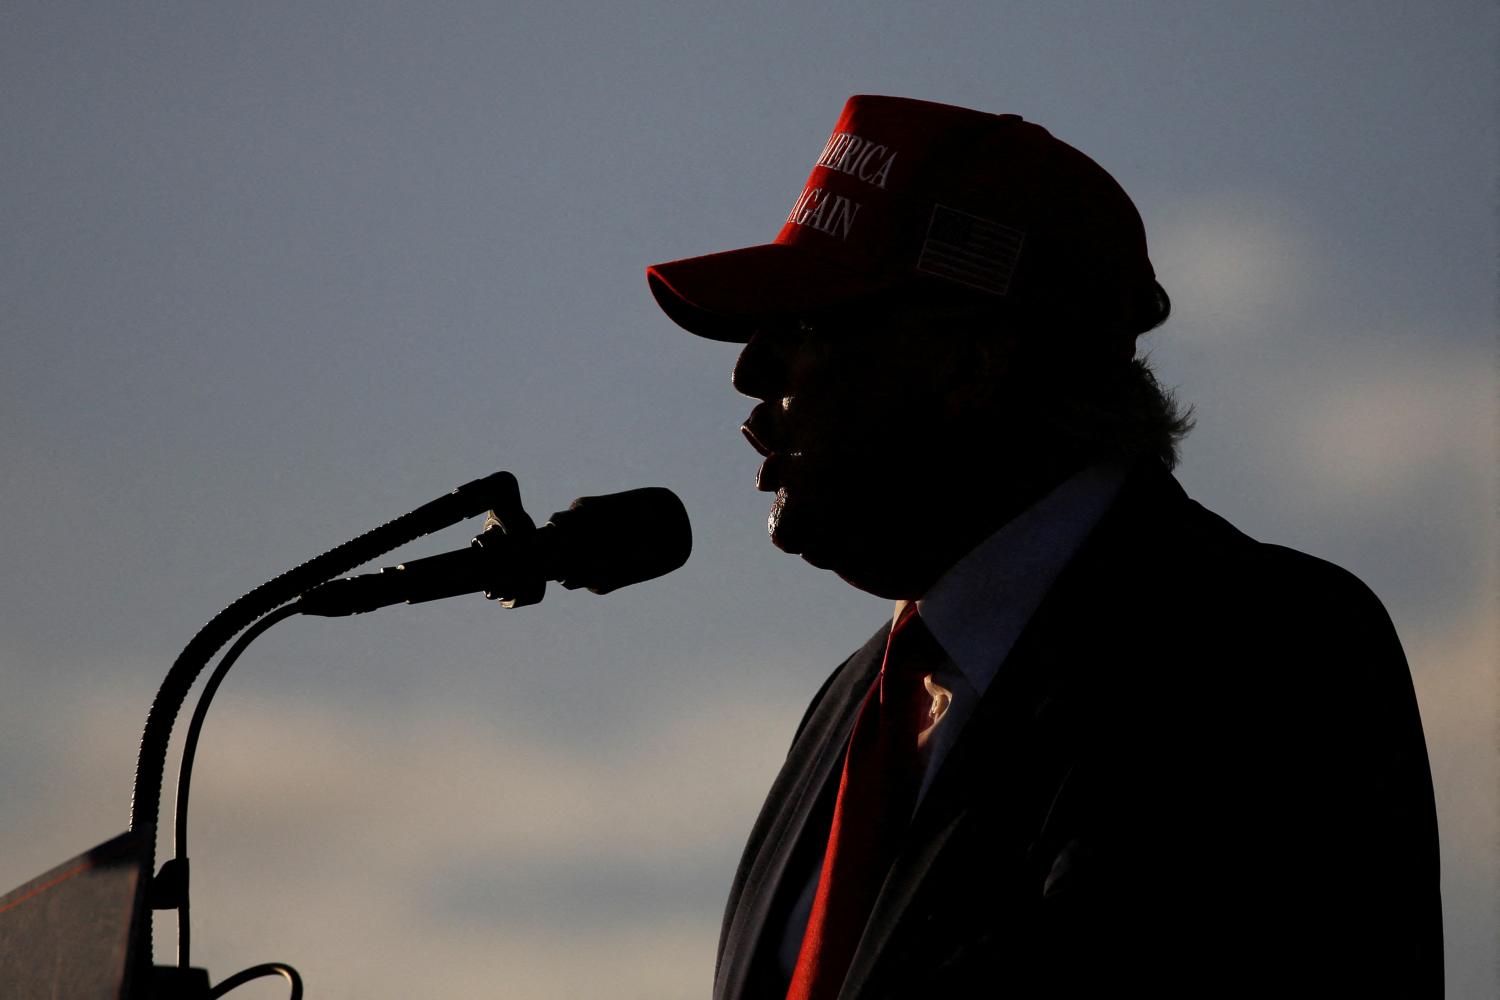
<box><xmin>941</xmin><ymin>330</ymin><xmax>1016</xmax><ymax>417</ymax></box>
<box><xmin>968</xmin><ymin>331</ymin><xmax>1015</xmax><ymax>380</ymax></box>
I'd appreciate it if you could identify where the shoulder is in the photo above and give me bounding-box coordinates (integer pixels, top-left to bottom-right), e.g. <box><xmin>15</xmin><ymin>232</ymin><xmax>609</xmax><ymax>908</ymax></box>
<box><xmin>1097</xmin><ymin>468</ymin><xmax>1421</xmax><ymax>744</ymax></box>
<box><xmin>1254</xmin><ymin>540</ymin><xmax>1397</xmax><ymax>627</ymax></box>
<box><xmin>1144</xmin><ymin>490</ymin><xmax>1430</xmax><ymax>799</ymax></box>
<box><xmin>1133</xmin><ymin>470</ymin><xmax>1402</xmax><ymax>652</ymax></box>
<box><xmin>1175</xmin><ymin>499</ymin><xmax>1406</xmax><ymax>670</ymax></box>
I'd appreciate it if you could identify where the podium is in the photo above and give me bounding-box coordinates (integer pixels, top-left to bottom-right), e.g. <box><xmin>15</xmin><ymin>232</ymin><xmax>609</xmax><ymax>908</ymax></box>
<box><xmin>0</xmin><ymin>831</ymin><xmax>150</xmax><ymax>998</ymax></box>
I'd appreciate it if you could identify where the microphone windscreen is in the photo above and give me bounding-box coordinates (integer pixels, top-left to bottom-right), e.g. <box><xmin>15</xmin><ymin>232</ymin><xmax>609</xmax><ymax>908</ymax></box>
<box><xmin>545</xmin><ymin>487</ymin><xmax>693</xmax><ymax>594</ymax></box>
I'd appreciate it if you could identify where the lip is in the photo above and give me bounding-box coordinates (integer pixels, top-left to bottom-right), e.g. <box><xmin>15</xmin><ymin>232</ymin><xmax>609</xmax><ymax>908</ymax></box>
<box><xmin>741</xmin><ymin>421</ymin><xmax>772</xmax><ymax>460</ymax></box>
<box><xmin>743</xmin><ymin>402</ymin><xmax>793</xmax><ymax>492</ymax></box>
<box><xmin>755</xmin><ymin>453</ymin><xmax>786</xmax><ymax>492</ymax></box>
<box><xmin>741</xmin><ymin>402</ymin><xmax>784</xmax><ymax>457</ymax></box>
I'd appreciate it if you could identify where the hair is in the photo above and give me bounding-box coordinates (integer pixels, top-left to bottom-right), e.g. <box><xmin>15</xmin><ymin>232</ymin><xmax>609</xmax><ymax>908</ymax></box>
<box><xmin>984</xmin><ymin>283</ymin><xmax>1196</xmax><ymax>470</ymax></box>
<box><xmin>1022</xmin><ymin>354</ymin><xmax>1196</xmax><ymax>470</ymax></box>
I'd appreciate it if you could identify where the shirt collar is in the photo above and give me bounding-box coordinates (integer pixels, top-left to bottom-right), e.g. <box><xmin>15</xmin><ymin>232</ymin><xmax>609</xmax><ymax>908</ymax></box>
<box><xmin>909</xmin><ymin>458</ymin><xmax>1130</xmax><ymax>696</ymax></box>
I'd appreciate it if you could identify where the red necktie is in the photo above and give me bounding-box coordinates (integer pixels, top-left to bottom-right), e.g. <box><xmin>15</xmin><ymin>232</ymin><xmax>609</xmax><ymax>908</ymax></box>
<box><xmin>786</xmin><ymin>604</ymin><xmax>940</xmax><ymax>1000</ymax></box>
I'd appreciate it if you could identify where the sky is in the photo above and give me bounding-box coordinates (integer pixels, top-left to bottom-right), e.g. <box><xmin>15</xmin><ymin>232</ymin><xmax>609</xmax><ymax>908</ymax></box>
<box><xmin>2</xmin><ymin>2</ymin><xmax>1495</xmax><ymax>996</ymax></box>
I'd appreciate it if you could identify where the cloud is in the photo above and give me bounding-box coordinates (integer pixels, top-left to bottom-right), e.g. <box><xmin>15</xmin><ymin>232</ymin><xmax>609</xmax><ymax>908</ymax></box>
<box><xmin>6</xmin><ymin>679</ymin><xmax>806</xmax><ymax>999</ymax></box>
<box><xmin>1285</xmin><ymin>350</ymin><xmax>1493</xmax><ymax>499</ymax></box>
<box><xmin>1402</xmin><ymin>605</ymin><xmax>1500</xmax><ymax>998</ymax></box>
<box><xmin>1149</xmin><ymin>192</ymin><xmax>1315</xmax><ymax>337</ymax></box>
<box><xmin>182</xmin><ymin>691</ymin><xmax>794</xmax><ymax>867</ymax></box>
<box><xmin>6</xmin><ymin>589</ymin><xmax>1492</xmax><ymax>996</ymax></box>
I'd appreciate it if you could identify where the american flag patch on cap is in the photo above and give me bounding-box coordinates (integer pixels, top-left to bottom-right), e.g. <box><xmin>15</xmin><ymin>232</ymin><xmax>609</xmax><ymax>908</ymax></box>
<box><xmin>915</xmin><ymin>205</ymin><xmax>1025</xmax><ymax>295</ymax></box>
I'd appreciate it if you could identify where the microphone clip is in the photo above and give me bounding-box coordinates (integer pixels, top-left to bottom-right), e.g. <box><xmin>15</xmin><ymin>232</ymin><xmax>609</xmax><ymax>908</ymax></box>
<box><xmin>477</xmin><ymin>477</ymin><xmax>544</xmax><ymax>609</ymax></box>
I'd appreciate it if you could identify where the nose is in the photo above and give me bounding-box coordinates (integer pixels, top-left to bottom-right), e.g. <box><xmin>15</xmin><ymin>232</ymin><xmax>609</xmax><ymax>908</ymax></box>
<box><xmin>732</xmin><ymin>328</ymin><xmax>798</xmax><ymax>400</ymax></box>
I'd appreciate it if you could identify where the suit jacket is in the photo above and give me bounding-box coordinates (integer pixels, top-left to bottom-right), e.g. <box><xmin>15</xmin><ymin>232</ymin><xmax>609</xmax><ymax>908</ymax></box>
<box><xmin>714</xmin><ymin>460</ymin><xmax>1443</xmax><ymax>999</ymax></box>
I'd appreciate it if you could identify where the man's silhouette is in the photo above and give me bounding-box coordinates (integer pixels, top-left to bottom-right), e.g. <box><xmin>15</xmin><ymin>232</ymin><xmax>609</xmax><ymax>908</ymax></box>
<box><xmin>648</xmin><ymin>96</ymin><xmax>1441</xmax><ymax>998</ymax></box>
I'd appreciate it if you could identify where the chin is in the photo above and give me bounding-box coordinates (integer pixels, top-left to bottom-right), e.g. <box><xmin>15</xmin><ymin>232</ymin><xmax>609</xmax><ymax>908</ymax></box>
<box><xmin>766</xmin><ymin>487</ymin><xmax>830</xmax><ymax>558</ymax></box>
<box><xmin>767</xmin><ymin>489</ymin><xmax>926</xmax><ymax>599</ymax></box>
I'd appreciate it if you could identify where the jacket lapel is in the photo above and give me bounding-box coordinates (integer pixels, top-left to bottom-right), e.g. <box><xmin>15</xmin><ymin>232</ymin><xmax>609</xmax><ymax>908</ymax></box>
<box><xmin>714</xmin><ymin>626</ymin><xmax>890</xmax><ymax>1000</ymax></box>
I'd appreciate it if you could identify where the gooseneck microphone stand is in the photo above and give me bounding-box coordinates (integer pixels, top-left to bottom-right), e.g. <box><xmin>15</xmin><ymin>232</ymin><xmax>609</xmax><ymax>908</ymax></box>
<box><xmin>1</xmin><ymin>470</ymin><xmax>689</xmax><ymax>999</ymax></box>
<box><xmin>166</xmin><ymin>602</ymin><xmax>304</xmax><ymax>995</ymax></box>
<box><xmin>130</xmin><ymin>470</ymin><xmax>525</xmax><ymax>998</ymax></box>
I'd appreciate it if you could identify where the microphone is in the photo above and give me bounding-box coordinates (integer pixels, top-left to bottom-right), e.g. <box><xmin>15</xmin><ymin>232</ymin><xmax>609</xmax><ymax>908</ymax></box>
<box><xmin>298</xmin><ymin>487</ymin><xmax>691</xmax><ymax>616</ymax></box>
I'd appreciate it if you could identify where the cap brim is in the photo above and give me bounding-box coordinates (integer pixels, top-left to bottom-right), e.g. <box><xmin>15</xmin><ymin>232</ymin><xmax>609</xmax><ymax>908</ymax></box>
<box><xmin>646</xmin><ymin>243</ymin><xmax>887</xmax><ymax>342</ymax></box>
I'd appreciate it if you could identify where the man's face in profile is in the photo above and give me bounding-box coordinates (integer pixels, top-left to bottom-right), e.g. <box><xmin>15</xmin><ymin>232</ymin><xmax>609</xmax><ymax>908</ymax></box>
<box><xmin>733</xmin><ymin>303</ymin><xmax>1012</xmax><ymax>598</ymax></box>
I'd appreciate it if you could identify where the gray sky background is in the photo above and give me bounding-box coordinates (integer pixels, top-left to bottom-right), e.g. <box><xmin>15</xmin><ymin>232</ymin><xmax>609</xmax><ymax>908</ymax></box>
<box><xmin>2</xmin><ymin>3</ymin><xmax>1495</xmax><ymax>996</ymax></box>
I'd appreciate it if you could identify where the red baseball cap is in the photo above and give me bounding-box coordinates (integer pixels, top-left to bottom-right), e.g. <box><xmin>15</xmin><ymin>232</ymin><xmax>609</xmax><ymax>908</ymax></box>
<box><xmin>647</xmin><ymin>95</ymin><xmax>1165</xmax><ymax>344</ymax></box>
